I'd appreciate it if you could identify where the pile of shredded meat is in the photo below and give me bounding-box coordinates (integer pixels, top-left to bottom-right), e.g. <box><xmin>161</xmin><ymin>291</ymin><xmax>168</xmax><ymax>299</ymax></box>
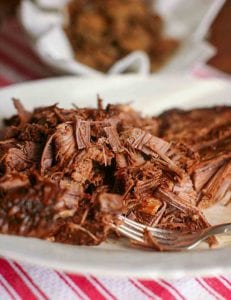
<box><xmin>0</xmin><ymin>99</ymin><xmax>230</xmax><ymax>249</ymax></box>
<box><xmin>65</xmin><ymin>0</ymin><xmax>178</xmax><ymax>72</ymax></box>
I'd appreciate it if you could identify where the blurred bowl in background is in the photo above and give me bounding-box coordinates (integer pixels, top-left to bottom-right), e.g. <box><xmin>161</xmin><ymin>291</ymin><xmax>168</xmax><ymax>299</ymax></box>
<box><xmin>19</xmin><ymin>0</ymin><xmax>225</xmax><ymax>76</ymax></box>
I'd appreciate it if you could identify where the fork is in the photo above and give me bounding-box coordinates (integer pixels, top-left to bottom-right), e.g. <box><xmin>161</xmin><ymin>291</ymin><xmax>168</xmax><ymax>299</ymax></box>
<box><xmin>115</xmin><ymin>216</ymin><xmax>231</xmax><ymax>250</ymax></box>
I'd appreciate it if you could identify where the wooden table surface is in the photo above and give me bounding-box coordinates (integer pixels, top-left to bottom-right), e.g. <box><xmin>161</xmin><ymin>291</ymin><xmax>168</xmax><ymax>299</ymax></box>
<box><xmin>208</xmin><ymin>1</ymin><xmax>231</xmax><ymax>74</ymax></box>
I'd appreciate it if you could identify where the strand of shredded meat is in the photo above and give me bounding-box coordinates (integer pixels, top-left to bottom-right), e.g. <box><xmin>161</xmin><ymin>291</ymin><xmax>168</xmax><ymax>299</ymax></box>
<box><xmin>0</xmin><ymin>99</ymin><xmax>230</xmax><ymax>249</ymax></box>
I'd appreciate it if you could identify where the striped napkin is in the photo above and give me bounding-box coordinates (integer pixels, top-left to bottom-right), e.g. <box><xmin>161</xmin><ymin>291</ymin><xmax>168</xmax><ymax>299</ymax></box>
<box><xmin>0</xmin><ymin>20</ymin><xmax>231</xmax><ymax>300</ymax></box>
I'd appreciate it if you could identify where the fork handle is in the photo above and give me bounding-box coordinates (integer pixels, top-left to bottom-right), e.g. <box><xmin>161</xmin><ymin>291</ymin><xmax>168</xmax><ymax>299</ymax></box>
<box><xmin>203</xmin><ymin>223</ymin><xmax>231</xmax><ymax>239</ymax></box>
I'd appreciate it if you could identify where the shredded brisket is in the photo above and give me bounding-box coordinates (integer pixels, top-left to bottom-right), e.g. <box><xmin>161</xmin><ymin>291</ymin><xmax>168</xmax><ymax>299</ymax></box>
<box><xmin>0</xmin><ymin>100</ymin><xmax>230</xmax><ymax>249</ymax></box>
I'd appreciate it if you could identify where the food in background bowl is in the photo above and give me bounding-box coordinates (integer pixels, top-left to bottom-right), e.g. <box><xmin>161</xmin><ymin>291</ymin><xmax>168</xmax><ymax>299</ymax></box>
<box><xmin>65</xmin><ymin>0</ymin><xmax>179</xmax><ymax>72</ymax></box>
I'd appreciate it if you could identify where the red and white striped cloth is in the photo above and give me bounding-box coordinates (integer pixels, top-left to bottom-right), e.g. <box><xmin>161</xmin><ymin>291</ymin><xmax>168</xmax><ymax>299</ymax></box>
<box><xmin>0</xmin><ymin>20</ymin><xmax>231</xmax><ymax>300</ymax></box>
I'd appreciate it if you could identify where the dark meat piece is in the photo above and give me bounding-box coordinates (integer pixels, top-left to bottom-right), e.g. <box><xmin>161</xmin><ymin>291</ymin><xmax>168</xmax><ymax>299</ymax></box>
<box><xmin>0</xmin><ymin>172</ymin><xmax>29</xmax><ymax>190</ymax></box>
<box><xmin>124</xmin><ymin>128</ymin><xmax>185</xmax><ymax>178</ymax></box>
<box><xmin>59</xmin><ymin>179</ymin><xmax>83</xmax><ymax>207</ymax></box>
<box><xmin>159</xmin><ymin>106</ymin><xmax>231</xmax><ymax>146</ymax></box>
<box><xmin>54</xmin><ymin>189</ymin><xmax>121</xmax><ymax>245</ymax></box>
<box><xmin>191</xmin><ymin>156</ymin><xmax>228</xmax><ymax>192</ymax></box>
<box><xmin>172</xmin><ymin>175</ymin><xmax>197</xmax><ymax>205</ymax></box>
<box><xmin>160</xmin><ymin>106</ymin><xmax>231</xmax><ymax>208</ymax></box>
<box><xmin>104</xmin><ymin>126</ymin><xmax>123</xmax><ymax>153</ymax></box>
<box><xmin>0</xmin><ymin>179</ymin><xmax>77</xmax><ymax>238</ymax></box>
<box><xmin>12</xmin><ymin>99</ymin><xmax>31</xmax><ymax>124</ymax></box>
<box><xmin>54</xmin><ymin>123</ymin><xmax>77</xmax><ymax>164</ymax></box>
<box><xmin>155</xmin><ymin>188</ymin><xmax>199</xmax><ymax>215</ymax></box>
<box><xmin>0</xmin><ymin>140</ymin><xmax>41</xmax><ymax>174</ymax></box>
<box><xmin>98</xmin><ymin>192</ymin><xmax>123</xmax><ymax>213</ymax></box>
<box><xmin>198</xmin><ymin>161</ymin><xmax>231</xmax><ymax>208</ymax></box>
<box><xmin>41</xmin><ymin>134</ymin><xmax>54</xmax><ymax>174</ymax></box>
<box><xmin>18</xmin><ymin>123</ymin><xmax>49</xmax><ymax>143</ymax></box>
<box><xmin>75</xmin><ymin>119</ymin><xmax>91</xmax><ymax>150</ymax></box>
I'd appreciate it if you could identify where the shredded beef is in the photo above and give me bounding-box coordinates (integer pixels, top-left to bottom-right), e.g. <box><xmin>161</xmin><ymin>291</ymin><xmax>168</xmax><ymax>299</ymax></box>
<box><xmin>0</xmin><ymin>100</ymin><xmax>230</xmax><ymax>249</ymax></box>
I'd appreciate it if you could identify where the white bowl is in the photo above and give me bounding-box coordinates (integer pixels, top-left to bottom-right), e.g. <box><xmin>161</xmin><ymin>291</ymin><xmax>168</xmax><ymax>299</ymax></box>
<box><xmin>18</xmin><ymin>0</ymin><xmax>225</xmax><ymax>76</ymax></box>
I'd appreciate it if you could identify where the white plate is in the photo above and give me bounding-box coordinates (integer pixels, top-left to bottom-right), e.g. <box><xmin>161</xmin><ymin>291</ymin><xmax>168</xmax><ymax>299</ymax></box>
<box><xmin>0</xmin><ymin>75</ymin><xmax>231</xmax><ymax>278</ymax></box>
